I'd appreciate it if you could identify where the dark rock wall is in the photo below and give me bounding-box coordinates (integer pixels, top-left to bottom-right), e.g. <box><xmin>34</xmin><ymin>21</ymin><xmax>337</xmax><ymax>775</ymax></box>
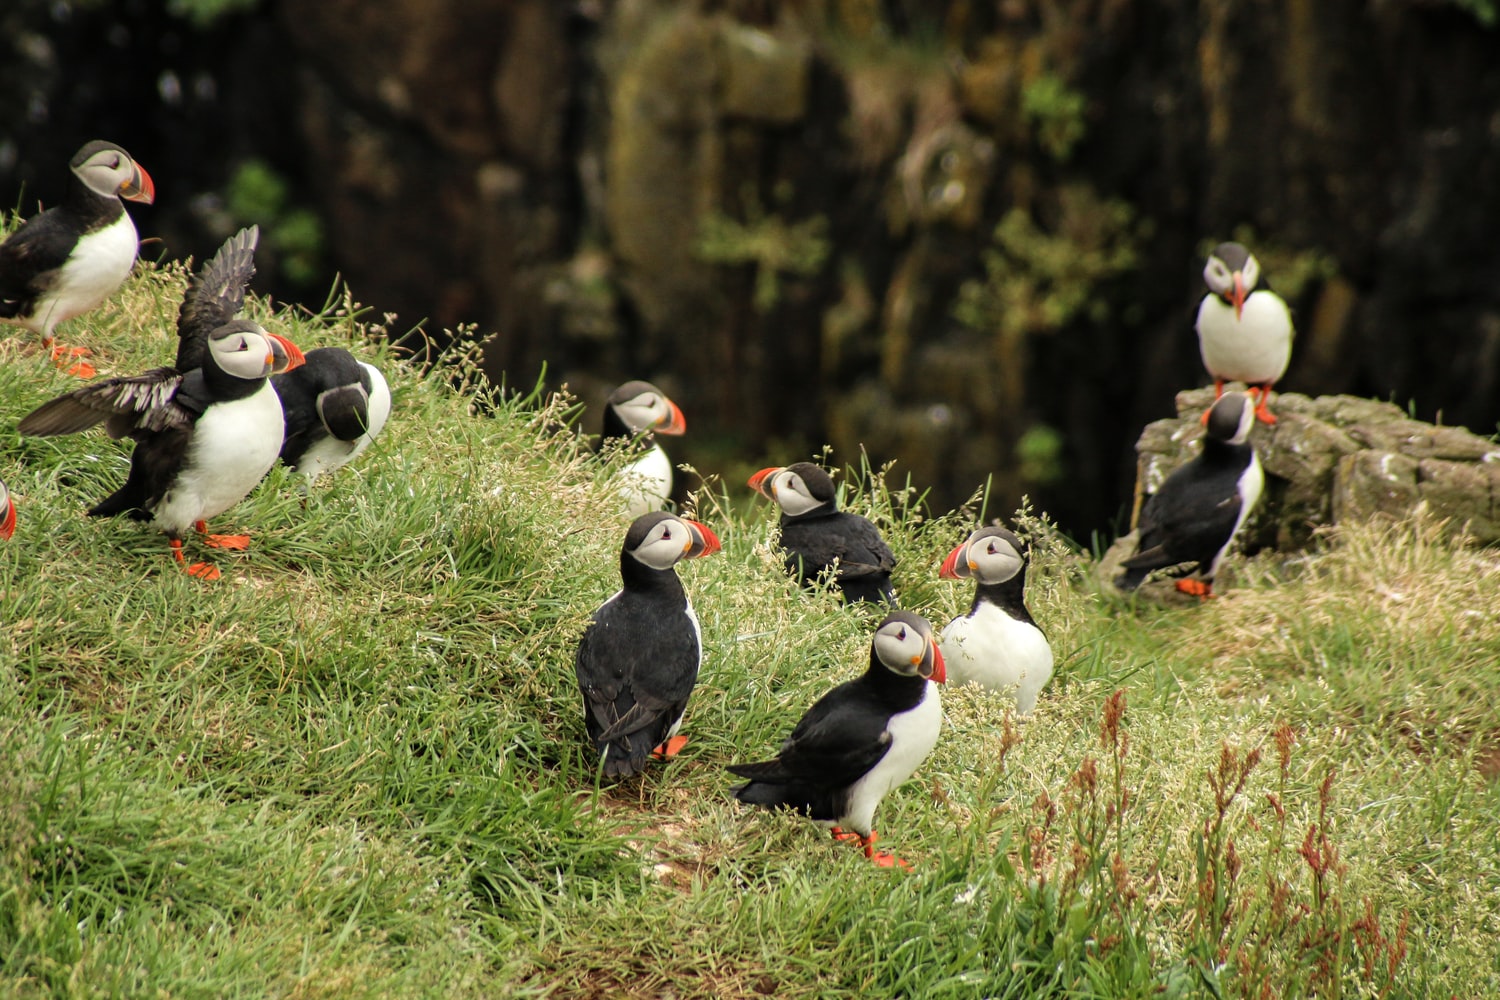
<box><xmin>5</xmin><ymin>0</ymin><xmax>1500</xmax><ymax>538</ymax></box>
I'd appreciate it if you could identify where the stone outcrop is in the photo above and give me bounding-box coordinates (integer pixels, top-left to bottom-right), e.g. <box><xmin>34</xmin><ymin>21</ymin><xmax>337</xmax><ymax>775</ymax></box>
<box><xmin>1132</xmin><ymin>388</ymin><xmax>1500</xmax><ymax>553</ymax></box>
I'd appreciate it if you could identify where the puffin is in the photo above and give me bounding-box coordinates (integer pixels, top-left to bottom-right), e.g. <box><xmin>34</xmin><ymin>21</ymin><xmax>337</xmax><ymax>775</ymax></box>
<box><xmin>0</xmin><ymin>140</ymin><xmax>156</xmax><ymax>378</ymax></box>
<box><xmin>272</xmin><ymin>346</ymin><xmax>391</xmax><ymax>488</ymax></box>
<box><xmin>747</xmin><ymin>462</ymin><xmax>898</xmax><ymax>604</ymax></box>
<box><xmin>0</xmin><ymin>478</ymin><xmax>14</xmax><ymax>540</ymax></box>
<box><xmin>602</xmin><ymin>380</ymin><xmax>686</xmax><ymax>516</ymax></box>
<box><xmin>574</xmin><ymin>511</ymin><xmax>721</xmax><ymax>779</ymax></box>
<box><xmin>1116</xmin><ymin>390</ymin><xmax>1262</xmax><ymax>599</ymax></box>
<box><xmin>1195</xmin><ymin>241</ymin><xmax>1294</xmax><ymax>425</ymax></box>
<box><xmin>17</xmin><ymin>320</ymin><xmax>303</xmax><ymax>580</ymax></box>
<box><xmin>727</xmin><ymin>610</ymin><xmax>946</xmax><ymax>869</ymax></box>
<box><xmin>937</xmin><ymin>525</ymin><xmax>1054</xmax><ymax>715</ymax></box>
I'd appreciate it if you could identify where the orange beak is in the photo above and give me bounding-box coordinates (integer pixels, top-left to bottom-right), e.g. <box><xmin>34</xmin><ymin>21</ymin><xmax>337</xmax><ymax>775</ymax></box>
<box><xmin>683</xmin><ymin>519</ymin><xmax>722</xmax><ymax>558</ymax></box>
<box><xmin>1231</xmin><ymin>271</ymin><xmax>1247</xmax><ymax>321</ymax></box>
<box><xmin>269</xmin><ymin>334</ymin><xmax>306</xmax><ymax>373</ymax></box>
<box><xmin>747</xmin><ymin>467</ymin><xmax>781</xmax><ymax>498</ymax></box>
<box><xmin>938</xmin><ymin>539</ymin><xmax>968</xmax><ymax>579</ymax></box>
<box><xmin>924</xmin><ymin>640</ymin><xmax>947</xmax><ymax>684</ymax></box>
<box><xmin>120</xmin><ymin>162</ymin><xmax>155</xmax><ymax>204</ymax></box>
<box><xmin>655</xmin><ymin>399</ymin><xmax>687</xmax><ymax>436</ymax></box>
<box><xmin>0</xmin><ymin>496</ymin><xmax>15</xmax><ymax>540</ymax></box>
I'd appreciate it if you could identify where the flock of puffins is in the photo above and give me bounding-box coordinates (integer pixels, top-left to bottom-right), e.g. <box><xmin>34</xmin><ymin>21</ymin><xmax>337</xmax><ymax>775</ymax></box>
<box><xmin>1</xmin><ymin>140</ymin><xmax>1284</xmax><ymax>869</ymax></box>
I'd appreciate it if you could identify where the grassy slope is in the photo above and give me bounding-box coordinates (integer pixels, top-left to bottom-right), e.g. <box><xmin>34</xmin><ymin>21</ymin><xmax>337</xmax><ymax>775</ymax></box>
<box><xmin>1</xmin><ymin>258</ymin><xmax>1498</xmax><ymax>999</ymax></box>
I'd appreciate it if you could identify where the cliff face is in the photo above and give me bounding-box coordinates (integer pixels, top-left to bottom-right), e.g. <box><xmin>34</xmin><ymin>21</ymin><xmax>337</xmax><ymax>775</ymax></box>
<box><xmin>5</xmin><ymin>0</ymin><xmax>1500</xmax><ymax>535</ymax></box>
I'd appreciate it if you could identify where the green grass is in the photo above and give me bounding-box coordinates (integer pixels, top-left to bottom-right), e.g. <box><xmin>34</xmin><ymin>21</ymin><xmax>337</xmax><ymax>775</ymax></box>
<box><xmin>2</xmin><ymin>254</ymin><xmax>1498</xmax><ymax>998</ymax></box>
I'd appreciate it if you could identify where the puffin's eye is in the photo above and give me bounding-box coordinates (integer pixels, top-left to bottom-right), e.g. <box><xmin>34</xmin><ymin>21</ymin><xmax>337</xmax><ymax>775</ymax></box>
<box><xmin>896</xmin><ymin>627</ymin><xmax>907</xmax><ymax>641</ymax></box>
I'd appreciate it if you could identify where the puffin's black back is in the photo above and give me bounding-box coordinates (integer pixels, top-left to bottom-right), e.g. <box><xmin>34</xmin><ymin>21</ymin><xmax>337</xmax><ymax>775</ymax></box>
<box><xmin>728</xmin><ymin>646</ymin><xmax>928</xmax><ymax>818</ymax></box>
<box><xmin>779</xmin><ymin>511</ymin><xmax>898</xmax><ymax>604</ymax></box>
<box><xmin>1118</xmin><ymin>437</ymin><xmax>1254</xmax><ymax>583</ymax></box>
<box><xmin>574</xmin><ymin>537</ymin><xmax>701</xmax><ymax>778</ymax></box>
<box><xmin>273</xmin><ymin>347</ymin><xmax>373</xmax><ymax>466</ymax></box>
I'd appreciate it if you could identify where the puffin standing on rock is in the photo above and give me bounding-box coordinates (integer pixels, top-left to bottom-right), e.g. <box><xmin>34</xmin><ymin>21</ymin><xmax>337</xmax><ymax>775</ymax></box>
<box><xmin>18</xmin><ymin>321</ymin><xmax>304</xmax><ymax>580</ymax></box>
<box><xmin>938</xmin><ymin>525</ymin><xmax>1054</xmax><ymax>715</ymax></box>
<box><xmin>1116</xmin><ymin>390</ymin><xmax>1262</xmax><ymax>599</ymax></box>
<box><xmin>748</xmin><ymin>462</ymin><xmax>898</xmax><ymax>605</ymax></box>
<box><xmin>0</xmin><ymin>140</ymin><xmax>156</xmax><ymax>378</ymax></box>
<box><xmin>602</xmin><ymin>380</ymin><xmax>686</xmax><ymax>516</ymax></box>
<box><xmin>728</xmin><ymin>610</ymin><xmax>945</xmax><ymax>870</ymax></box>
<box><xmin>574</xmin><ymin>511</ymin><xmax>721</xmax><ymax>779</ymax></box>
<box><xmin>1195</xmin><ymin>241</ymin><xmax>1294</xmax><ymax>425</ymax></box>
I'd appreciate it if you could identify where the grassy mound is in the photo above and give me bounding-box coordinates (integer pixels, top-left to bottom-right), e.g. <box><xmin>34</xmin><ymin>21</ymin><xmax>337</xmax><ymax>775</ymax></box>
<box><xmin>1</xmin><ymin>254</ymin><xmax>1496</xmax><ymax>997</ymax></box>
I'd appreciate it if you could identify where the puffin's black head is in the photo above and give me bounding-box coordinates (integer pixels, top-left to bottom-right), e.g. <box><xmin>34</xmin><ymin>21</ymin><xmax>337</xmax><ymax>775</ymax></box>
<box><xmin>1205</xmin><ymin>390</ymin><xmax>1256</xmax><ymax>446</ymax></box>
<box><xmin>606</xmin><ymin>380</ymin><xmax>686</xmax><ymax>437</ymax></box>
<box><xmin>939</xmin><ymin>525</ymin><xmax>1026</xmax><ymax>585</ymax></box>
<box><xmin>746</xmin><ymin>462</ymin><xmax>837</xmax><ymax>517</ymax></box>
<box><xmin>70</xmin><ymin>139</ymin><xmax>155</xmax><ymax>204</ymax></box>
<box><xmin>870</xmin><ymin>610</ymin><xmax>946</xmax><ymax>684</ymax></box>
<box><xmin>1202</xmin><ymin>241</ymin><xmax>1260</xmax><ymax>319</ymax></box>
<box><xmin>622</xmin><ymin>511</ymin><xmax>722</xmax><ymax>570</ymax></box>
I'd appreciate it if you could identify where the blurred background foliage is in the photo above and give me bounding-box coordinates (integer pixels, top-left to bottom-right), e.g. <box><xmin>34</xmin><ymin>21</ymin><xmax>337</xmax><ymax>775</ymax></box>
<box><xmin>3</xmin><ymin>0</ymin><xmax>1500</xmax><ymax>539</ymax></box>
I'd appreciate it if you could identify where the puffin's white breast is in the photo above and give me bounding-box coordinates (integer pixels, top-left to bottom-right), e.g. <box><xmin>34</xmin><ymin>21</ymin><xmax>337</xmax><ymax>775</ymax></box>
<box><xmin>840</xmin><ymin>680</ymin><xmax>942</xmax><ymax>835</ymax></box>
<box><xmin>617</xmin><ymin>443</ymin><xmax>673</xmax><ymax>517</ymax></box>
<box><xmin>152</xmin><ymin>384</ymin><xmax>284</xmax><ymax>535</ymax></box>
<box><xmin>1196</xmin><ymin>290</ymin><xmax>1293</xmax><ymax>386</ymax></box>
<box><xmin>940</xmin><ymin>604</ymin><xmax>1054</xmax><ymax>715</ymax></box>
<box><xmin>35</xmin><ymin>213</ymin><xmax>139</xmax><ymax>335</ymax></box>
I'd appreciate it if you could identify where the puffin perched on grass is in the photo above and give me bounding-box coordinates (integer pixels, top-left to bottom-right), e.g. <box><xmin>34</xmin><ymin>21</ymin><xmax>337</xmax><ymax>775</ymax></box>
<box><xmin>728</xmin><ymin>610</ymin><xmax>945</xmax><ymax>870</ymax></box>
<box><xmin>938</xmin><ymin>525</ymin><xmax>1054</xmax><ymax>715</ymax></box>
<box><xmin>1116</xmin><ymin>390</ymin><xmax>1262</xmax><ymax>599</ymax></box>
<box><xmin>0</xmin><ymin>140</ymin><xmax>155</xmax><ymax>377</ymax></box>
<box><xmin>18</xmin><ymin>321</ymin><xmax>304</xmax><ymax>580</ymax></box>
<box><xmin>748</xmin><ymin>462</ymin><xmax>898</xmax><ymax>605</ymax></box>
<box><xmin>602</xmin><ymin>380</ymin><xmax>686</xmax><ymax>516</ymax></box>
<box><xmin>574</xmin><ymin>511</ymin><xmax>721</xmax><ymax>778</ymax></box>
<box><xmin>272</xmin><ymin>346</ymin><xmax>391</xmax><ymax>489</ymax></box>
<box><xmin>1195</xmin><ymin>241</ymin><xmax>1294</xmax><ymax>425</ymax></box>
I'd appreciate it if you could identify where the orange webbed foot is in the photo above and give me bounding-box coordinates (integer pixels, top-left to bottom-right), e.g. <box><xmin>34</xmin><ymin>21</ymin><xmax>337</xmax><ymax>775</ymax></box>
<box><xmin>186</xmin><ymin>562</ymin><xmax>222</xmax><ymax>581</ymax></box>
<box><xmin>650</xmin><ymin>734</ymin><xmax>689</xmax><ymax>760</ymax></box>
<box><xmin>1175</xmin><ymin>578</ymin><xmax>1213</xmax><ymax>600</ymax></box>
<box><xmin>829</xmin><ymin>826</ymin><xmax>861</xmax><ymax>843</ymax></box>
<box><xmin>857</xmin><ymin>831</ymin><xmax>913</xmax><ymax>870</ymax></box>
<box><xmin>49</xmin><ymin>343</ymin><xmax>94</xmax><ymax>361</ymax></box>
<box><xmin>202</xmin><ymin>534</ymin><xmax>251</xmax><ymax>550</ymax></box>
<box><xmin>64</xmin><ymin>361</ymin><xmax>97</xmax><ymax>379</ymax></box>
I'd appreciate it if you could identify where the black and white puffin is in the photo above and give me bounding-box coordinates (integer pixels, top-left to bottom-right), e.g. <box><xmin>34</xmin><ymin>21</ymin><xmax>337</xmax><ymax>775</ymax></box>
<box><xmin>0</xmin><ymin>140</ymin><xmax>156</xmax><ymax>377</ymax></box>
<box><xmin>18</xmin><ymin>320</ymin><xmax>303</xmax><ymax>580</ymax></box>
<box><xmin>747</xmin><ymin>462</ymin><xmax>897</xmax><ymax>604</ymax></box>
<box><xmin>728</xmin><ymin>610</ymin><xmax>946</xmax><ymax>869</ymax></box>
<box><xmin>1196</xmin><ymin>241</ymin><xmax>1294</xmax><ymax>425</ymax></box>
<box><xmin>0</xmin><ymin>478</ymin><xmax>14</xmax><ymax>540</ymax></box>
<box><xmin>938</xmin><ymin>525</ymin><xmax>1054</xmax><ymax>715</ymax></box>
<box><xmin>1116</xmin><ymin>390</ymin><xmax>1263</xmax><ymax>599</ymax></box>
<box><xmin>574</xmin><ymin>511</ymin><xmax>721</xmax><ymax>778</ymax></box>
<box><xmin>272</xmin><ymin>347</ymin><xmax>391</xmax><ymax>488</ymax></box>
<box><xmin>602</xmin><ymin>380</ymin><xmax>686</xmax><ymax>516</ymax></box>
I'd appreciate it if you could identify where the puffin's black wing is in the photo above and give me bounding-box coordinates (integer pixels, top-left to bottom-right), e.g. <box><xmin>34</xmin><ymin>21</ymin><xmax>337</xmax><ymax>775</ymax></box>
<box><xmin>728</xmin><ymin>682</ymin><xmax>893</xmax><ymax>791</ymax></box>
<box><xmin>174</xmin><ymin>225</ymin><xmax>258</xmax><ymax>371</ymax></box>
<box><xmin>1122</xmin><ymin>474</ymin><xmax>1242</xmax><ymax>574</ymax></box>
<box><xmin>18</xmin><ymin>368</ymin><xmax>189</xmax><ymax>439</ymax></box>
<box><xmin>0</xmin><ymin>215</ymin><xmax>70</xmax><ymax>321</ymax></box>
<box><xmin>780</xmin><ymin>512</ymin><xmax>896</xmax><ymax>602</ymax></box>
<box><xmin>573</xmin><ymin>590</ymin><xmax>701</xmax><ymax>777</ymax></box>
